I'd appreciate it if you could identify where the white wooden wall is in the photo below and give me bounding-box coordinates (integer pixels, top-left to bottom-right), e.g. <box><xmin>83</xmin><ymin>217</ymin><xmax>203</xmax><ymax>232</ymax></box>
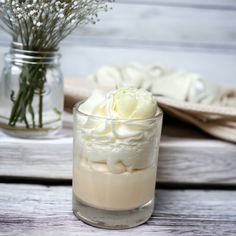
<box><xmin>0</xmin><ymin>0</ymin><xmax>235</xmax><ymax>85</ymax></box>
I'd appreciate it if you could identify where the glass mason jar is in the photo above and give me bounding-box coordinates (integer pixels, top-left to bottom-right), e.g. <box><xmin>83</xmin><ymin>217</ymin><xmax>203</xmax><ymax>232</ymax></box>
<box><xmin>0</xmin><ymin>43</ymin><xmax>64</xmax><ymax>138</ymax></box>
<box><xmin>73</xmin><ymin>102</ymin><xmax>163</xmax><ymax>229</ymax></box>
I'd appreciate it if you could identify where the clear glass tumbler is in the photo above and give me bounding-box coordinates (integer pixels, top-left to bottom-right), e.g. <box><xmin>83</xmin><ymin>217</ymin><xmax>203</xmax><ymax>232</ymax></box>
<box><xmin>73</xmin><ymin>102</ymin><xmax>163</xmax><ymax>229</ymax></box>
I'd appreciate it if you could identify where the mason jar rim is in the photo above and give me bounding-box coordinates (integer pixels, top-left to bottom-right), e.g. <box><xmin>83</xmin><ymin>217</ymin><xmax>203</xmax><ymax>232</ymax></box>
<box><xmin>5</xmin><ymin>51</ymin><xmax>61</xmax><ymax>65</ymax></box>
<box><xmin>3</xmin><ymin>41</ymin><xmax>61</xmax><ymax>64</ymax></box>
<box><xmin>74</xmin><ymin>100</ymin><xmax>163</xmax><ymax>122</ymax></box>
<box><xmin>11</xmin><ymin>42</ymin><xmax>59</xmax><ymax>54</ymax></box>
<box><xmin>11</xmin><ymin>48</ymin><xmax>60</xmax><ymax>56</ymax></box>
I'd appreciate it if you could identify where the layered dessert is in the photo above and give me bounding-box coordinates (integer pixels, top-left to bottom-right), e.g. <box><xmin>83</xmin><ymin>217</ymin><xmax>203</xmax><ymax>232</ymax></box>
<box><xmin>73</xmin><ymin>88</ymin><xmax>162</xmax><ymax>211</ymax></box>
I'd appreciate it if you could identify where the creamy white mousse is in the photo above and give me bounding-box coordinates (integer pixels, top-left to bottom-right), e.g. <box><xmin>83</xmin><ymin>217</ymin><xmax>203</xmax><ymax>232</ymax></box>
<box><xmin>73</xmin><ymin>88</ymin><xmax>162</xmax><ymax>210</ymax></box>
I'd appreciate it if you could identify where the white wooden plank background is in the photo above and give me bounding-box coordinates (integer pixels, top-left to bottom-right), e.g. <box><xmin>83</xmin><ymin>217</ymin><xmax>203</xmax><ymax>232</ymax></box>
<box><xmin>1</xmin><ymin>0</ymin><xmax>236</xmax><ymax>48</ymax></box>
<box><xmin>59</xmin><ymin>46</ymin><xmax>236</xmax><ymax>86</ymax></box>
<box><xmin>0</xmin><ymin>45</ymin><xmax>235</xmax><ymax>86</ymax></box>
<box><xmin>120</xmin><ymin>0</ymin><xmax>236</xmax><ymax>8</ymax></box>
<box><xmin>65</xmin><ymin>3</ymin><xmax>236</xmax><ymax>49</ymax></box>
<box><xmin>0</xmin><ymin>184</ymin><xmax>236</xmax><ymax>236</ymax></box>
<box><xmin>0</xmin><ymin>0</ymin><xmax>236</xmax><ymax>85</ymax></box>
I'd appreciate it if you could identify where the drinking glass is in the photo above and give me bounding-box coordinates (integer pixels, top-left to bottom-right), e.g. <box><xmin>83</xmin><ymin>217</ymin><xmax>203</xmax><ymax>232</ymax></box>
<box><xmin>73</xmin><ymin>102</ymin><xmax>163</xmax><ymax>229</ymax></box>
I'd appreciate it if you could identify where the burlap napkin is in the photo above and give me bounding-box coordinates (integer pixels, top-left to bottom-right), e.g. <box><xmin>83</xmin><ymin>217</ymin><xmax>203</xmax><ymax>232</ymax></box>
<box><xmin>64</xmin><ymin>78</ymin><xmax>236</xmax><ymax>143</ymax></box>
<box><xmin>156</xmin><ymin>96</ymin><xmax>236</xmax><ymax>143</ymax></box>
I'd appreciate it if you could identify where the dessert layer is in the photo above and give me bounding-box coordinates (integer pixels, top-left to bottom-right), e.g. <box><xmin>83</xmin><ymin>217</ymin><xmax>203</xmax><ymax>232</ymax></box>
<box><xmin>73</xmin><ymin>158</ymin><xmax>157</xmax><ymax>211</ymax></box>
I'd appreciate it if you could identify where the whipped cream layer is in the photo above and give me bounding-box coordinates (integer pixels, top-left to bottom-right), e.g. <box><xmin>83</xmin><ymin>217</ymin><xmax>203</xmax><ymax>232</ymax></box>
<box><xmin>76</xmin><ymin>88</ymin><xmax>161</xmax><ymax>174</ymax></box>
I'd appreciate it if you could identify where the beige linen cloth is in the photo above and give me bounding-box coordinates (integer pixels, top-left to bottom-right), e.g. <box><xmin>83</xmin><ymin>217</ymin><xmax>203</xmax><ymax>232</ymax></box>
<box><xmin>64</xmin><ymin>64</ymin><xmax>236</xmax><ymax>143</ymax></box>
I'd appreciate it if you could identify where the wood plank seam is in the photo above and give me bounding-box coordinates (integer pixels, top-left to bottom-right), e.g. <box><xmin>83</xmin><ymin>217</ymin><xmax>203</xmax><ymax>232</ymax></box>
<box><xmin>116</xmin><ymin>0</ymin><xmax>236</xmax><ymax>11</ymax></box>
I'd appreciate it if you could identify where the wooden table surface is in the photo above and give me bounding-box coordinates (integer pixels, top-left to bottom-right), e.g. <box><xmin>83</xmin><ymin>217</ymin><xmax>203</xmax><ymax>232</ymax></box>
<box><xmin>1</xmin><ymin>1</ymin><xmax>236</xmax><ymax>235</ymax></box>
<box><xmin>0</xmin><ymin>114</ymin><xmax>236</xmax><ymax>236</ymax></box>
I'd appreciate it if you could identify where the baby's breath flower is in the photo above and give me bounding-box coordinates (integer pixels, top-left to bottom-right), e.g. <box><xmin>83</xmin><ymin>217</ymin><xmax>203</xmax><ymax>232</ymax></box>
<box><xmin>0</xmin><ymin>0</ymin><xmax>114</xmax><ymax>50</ymax></box>
<box><xmin>0</xmin><ymin>0</ymin><xmax>113</xmax><ymax>130</ymax></box>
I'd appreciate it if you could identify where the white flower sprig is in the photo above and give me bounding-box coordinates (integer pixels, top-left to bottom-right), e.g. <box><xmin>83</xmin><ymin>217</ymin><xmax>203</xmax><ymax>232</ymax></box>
<box><xmin>0</xmin><ymin>0</ymin><xmax>114</xmax><ymax>129</ymax></box>
<box><xmin>0</xmin><ymin>0</ymin><xmax>113</xmax><ymax>50</ymax></box>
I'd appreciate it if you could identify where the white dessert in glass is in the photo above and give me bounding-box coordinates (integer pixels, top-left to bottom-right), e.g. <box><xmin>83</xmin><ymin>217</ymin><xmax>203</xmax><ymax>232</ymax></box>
<box><xmin>73</xmin><ymin>88</ymin><xmax>163</xmax><ymax>229</ymax></box>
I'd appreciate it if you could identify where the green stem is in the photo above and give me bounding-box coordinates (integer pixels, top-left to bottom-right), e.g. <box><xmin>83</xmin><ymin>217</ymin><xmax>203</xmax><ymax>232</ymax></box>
<box><xmin>38</xmin><ymin>65</ymin><xmax>47</xmax><ymax>128</ymax></box>
<box><xmin>9</xmin><ymin>91</ymin><xmax>23</xmax><ymax>126</ymax></box>
<box><xmin>39</xmin><ymin>87</ymin><xmax>43</xmax><ymax>128</ymax></box>
<box><xmin>28</xmin><ymin>91</ymin><xmax>36</xmax><ymax>128</ymax></box>
<box><xmin>9</xmin><ymin>64</ymin><xmax>47</xmax><ymax>129</ymax></box>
